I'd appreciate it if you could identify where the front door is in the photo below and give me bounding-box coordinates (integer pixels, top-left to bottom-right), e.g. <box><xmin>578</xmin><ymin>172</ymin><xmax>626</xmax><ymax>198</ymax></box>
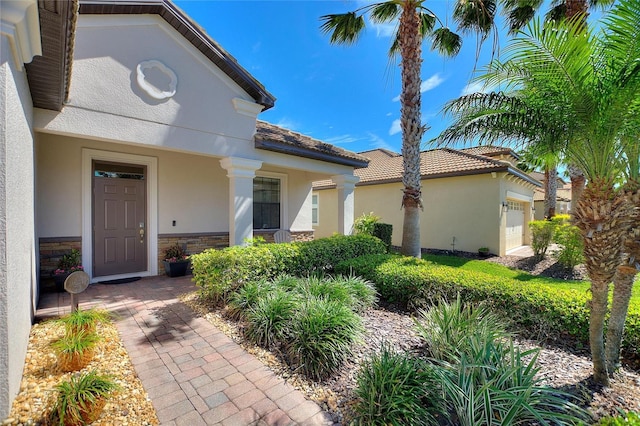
<box><xmin>93</xmin><ymin>162</ymin><xmax>147</xmax><ymax>277</ymax></box>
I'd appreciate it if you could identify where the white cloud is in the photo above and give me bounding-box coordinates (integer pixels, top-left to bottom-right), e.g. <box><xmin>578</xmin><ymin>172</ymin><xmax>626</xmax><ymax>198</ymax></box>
<box><xmin>460</xmin><ymin>81</ymin><xmax>493</xmax><ymax>96</ymax></box>
<box><xmin>389</xmin><ymin>119</ymin><xmax>401</xmax><ymax>135</ymax></box>
<box><xmin>326</xmin><ymin>134</ymin><xmax>359</xmax><ymax>145</ymax></box>
<box><xmin>251</xmin><ymin>41</ymin><xmax>262</xmax><ymax>54</ymax></box>
<box><xmin>392</xmin><ymin>74</ymin><xmax>445</xmax><ymax>102</ymax></box>
<box><xmin>276</xmin><ymin>118</ymin><xmax>297</xmax><ymax>131</ymax></box>
<box><xmin>367</xmin><ymin>132</ymin><xmax>395</xmax><ymax>151</ymax></box>
<box><xmin>372</xmin><ymin>21</ymin><xmax>397</xmax><ymax>38</ymax></box>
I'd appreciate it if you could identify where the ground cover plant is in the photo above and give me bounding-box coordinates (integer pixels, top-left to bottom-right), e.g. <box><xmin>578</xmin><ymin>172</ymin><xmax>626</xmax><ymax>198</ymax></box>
<box><xmin>221</xmin><ymin>272</ymin><xmax>376</xmax><ymax>380</ymax></box>
<box><xmin>353</xmin><ymin>299</ymin><xmax>588</xmax><ymax>425</ymax></box>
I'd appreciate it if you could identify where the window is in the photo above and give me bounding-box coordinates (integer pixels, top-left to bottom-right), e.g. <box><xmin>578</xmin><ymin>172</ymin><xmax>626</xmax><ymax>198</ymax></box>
<box><xmin>254</xmin><ymin>177</ymin><xmax>281</xmax><ymax>229</ymax></box>
<box><xmin>312</xmin><ymin>194</ymin><xmax>319</xmax><ymax>226</ymax></box>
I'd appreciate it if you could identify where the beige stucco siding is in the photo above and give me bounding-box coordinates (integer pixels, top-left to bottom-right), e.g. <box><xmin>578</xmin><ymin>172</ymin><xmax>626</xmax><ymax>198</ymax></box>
<box><xmin>0</xmin><ymin>34</ymin><xmax>37</xmax><ymax>419</ymax></box>
<box><xmin>36</xmin><ymin>134</ymin><xmax>317</xmax><ymax>238</ymax></box>
<box><xmin>314</xmin><ymin>172</ymin><xmax>536</xmax><ymax>256</ymax></box>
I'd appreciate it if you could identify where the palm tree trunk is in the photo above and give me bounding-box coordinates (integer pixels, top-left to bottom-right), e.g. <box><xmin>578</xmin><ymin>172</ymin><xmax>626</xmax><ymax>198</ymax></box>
<box><xmin>568</xmin><ymin>164</ymin><xmax>585</xmax><ymax>219</ymax></box>
<box><xmin>544</xmin><ymin>166</ymin><xmax>558</xmax><ymax>218</ymax></box>
<box><xmin>399</xmin><ymin>3</ymin><xmax>423</xmax><ymax>258</ymax></box>
<box><xmin>605</xmin><ymin>185</ymin><xmax>640</xmax><ymax>375</ymax></box>
<box><xmin>573</xmin><ymin>179</ymin><xmax>633</xmax><ymax>386</ymax></box>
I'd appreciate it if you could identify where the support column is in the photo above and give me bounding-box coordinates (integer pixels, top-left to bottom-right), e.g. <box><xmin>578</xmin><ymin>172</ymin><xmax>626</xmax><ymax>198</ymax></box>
<box><xmin>220</xmin><ymin>157</ymin><xmax>262</xmax><ymax>246</ymax></box>
<box><xmin>332</xmin><ymin>174</ymin><xmax>359</xmax><ymax>235</ymax></box>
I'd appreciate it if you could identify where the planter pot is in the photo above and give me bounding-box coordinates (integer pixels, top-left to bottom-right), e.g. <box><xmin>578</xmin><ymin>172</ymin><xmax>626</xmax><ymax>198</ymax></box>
<box><xmin>53</xmin><ymin>272</ymin><xmax>71</xmax><ymax>292</ymax></box>
<box><xmin>163</xmin><ymin>260</ymin><xmax>190</xmax><ymax>277</ymax></box>
<box><xmin>478</xmin><ymin>250</ymin><xmax>491</xmax><ymax>258</ymax></box>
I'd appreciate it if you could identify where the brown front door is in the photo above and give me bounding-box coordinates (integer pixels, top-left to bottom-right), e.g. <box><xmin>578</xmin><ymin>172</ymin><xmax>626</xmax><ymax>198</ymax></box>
<box><xmin>93</xmin><ymin>162</ymin><xmax>147</xmax><ymax>277</ymax></box>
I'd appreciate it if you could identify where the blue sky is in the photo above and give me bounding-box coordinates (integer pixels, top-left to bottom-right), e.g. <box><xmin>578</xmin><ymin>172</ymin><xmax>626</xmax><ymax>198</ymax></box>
<box><xmin>174</xmin><ymin>1</ymin><xmax>508</xmax><ymax>154</ymax></box>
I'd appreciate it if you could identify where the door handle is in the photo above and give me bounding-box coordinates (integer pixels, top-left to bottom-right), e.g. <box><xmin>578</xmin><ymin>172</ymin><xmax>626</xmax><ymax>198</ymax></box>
<box><xmin>139</xmin><ymin>228</ymin><xmax>144</xmax><ymax>243</ymax></box>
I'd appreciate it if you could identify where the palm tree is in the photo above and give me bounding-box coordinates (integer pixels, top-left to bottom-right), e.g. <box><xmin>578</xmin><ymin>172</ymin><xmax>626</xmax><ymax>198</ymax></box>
<box><xmin>320</xmin><ymin>0</ymin><xmax>496</xmax><ymax>258</ymax></box>
<box><xmin>435</xmin><ymin>0</ymin><xmax>640</xmax><ymax>385</ymax></box>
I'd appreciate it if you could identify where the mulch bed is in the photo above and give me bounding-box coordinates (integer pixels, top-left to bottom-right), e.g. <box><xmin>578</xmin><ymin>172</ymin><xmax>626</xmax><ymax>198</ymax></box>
<box><xmin>184</xmin><ymin>252</ymin><xmax>640</xmax><ymax>425</ymax></box>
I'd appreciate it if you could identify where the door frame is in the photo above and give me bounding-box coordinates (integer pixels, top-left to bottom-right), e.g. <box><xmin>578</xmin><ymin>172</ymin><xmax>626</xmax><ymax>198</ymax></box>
<box><xmin>82</xmin><ymin>148</ymin><xmax>158</xmax><ymax>282</ymax></box>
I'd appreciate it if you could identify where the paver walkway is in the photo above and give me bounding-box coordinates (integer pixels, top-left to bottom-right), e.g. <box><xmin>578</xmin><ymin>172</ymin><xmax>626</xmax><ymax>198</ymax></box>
<box><xmin>36</xmin><ymin>276</ymin><xmax>333</xmax><ymax>426</ymax></box>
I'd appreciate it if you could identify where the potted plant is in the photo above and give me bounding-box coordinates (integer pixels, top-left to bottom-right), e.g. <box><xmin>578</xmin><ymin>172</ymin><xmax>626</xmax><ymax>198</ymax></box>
<box><xmin>51</xmin><ymin>330</ymin><xmax>100</xmax><ymax>372</ymax></box>
<box><xmin>52</xmin><ymin>249</ymin><xmax>84</xmax><ymax>292</ymax></box>
<box><xmin>50</xmin><ymin>370</ymin><xmax>118</xmax><ymax>426</ymax></box>
<box><xmin>478</xmin><ymin>247</ymin><xmax>491</xmax><ymax>258</ymax></box>
<box><xmin>162</xmin><ymin>242</ymin><xmax>190</xmax><ymax>277</ymax></box>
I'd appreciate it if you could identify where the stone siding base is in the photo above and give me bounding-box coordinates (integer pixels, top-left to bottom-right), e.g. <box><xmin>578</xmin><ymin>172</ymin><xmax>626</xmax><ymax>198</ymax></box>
<box><xmin>158</xmin><ymin>233</ymin><xmax>230</xmax><ymax>273</ymax></box>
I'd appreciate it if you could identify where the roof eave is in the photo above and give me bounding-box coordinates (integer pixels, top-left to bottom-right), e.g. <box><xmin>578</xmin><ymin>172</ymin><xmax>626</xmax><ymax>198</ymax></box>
<box><xmin>255</xmin><ymin>139</ymin><xmax>369</xmax><ymax>169</ymax></box>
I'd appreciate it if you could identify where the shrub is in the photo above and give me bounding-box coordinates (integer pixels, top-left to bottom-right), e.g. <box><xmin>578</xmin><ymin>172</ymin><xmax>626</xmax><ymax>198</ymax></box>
<box><xmin>372</xmin><ymin>223</ymin><xmax>392</xmax><ymax>251</ymax></box>
<box><xmin>52</xmin><ymin>330</ymin><xmax>100</xmax><ymax>372</ymax></box>
<box><xmin>332</xmin><ymin>274</ymin><xmax>378</xmax><ymax>313</ymax></box>
<box><xmin>529</xmin><ymin>220</ymin><xmax>556</xmax><ymax>260</ymax></box>
<box><xmin>287</xmin><ymin>297</ymin><xmax>363</xmax><ymax>380</ymax></box>
<box><xmin>413</xmin><ymin>296</ymin><xmax>510</xmax><ymax>363</ymax></box>
<box><xmin>352</xmin><ymin>345</ymin><xmax>445</xmax><ymax>426</ymax></box>
<box><xmin>191</xmin><ymin>235</ymin><xmax>386</xmax><ymax>301</ymax></box>
<box><xmin>437</xmin><ymin>338</ymin><xmax>588</xmax><ymax>426</ymax></box>
<box><xmin>245</xmin><ymin>289</ymin><xmax>298</xmax><ymax>348</ymax></box>
<box><xmin>553</xmin><ymin>223</ymin><xmax>585</xmax><ymax>269</ymax></box>
<box><xmin>56</xmin><ymin>308</ymin><xmax>110</xmax><ymax>335</ymax></box>
<box><xmin>302</xmin><ymin>274</ymin><xmax>354</xmax><ymax>306</ymax></box>
<box><xmin>227</xmin><ymin>279</ymin><xmax>276</xmax><ymax>320</ymax></box>
<box><xmin>50</xmin><ymin>370</ymin><xmax>118</xmax><ymax>426</ymax></box>
<box><xmin>352</xmin><ymin>212</ymin><xmax>380</xmax><ymax>235</ymax></box>
<box><xmin>336</xmin><ymin>254</ymin><xmax>640</xmax><ymax>354</ymax></box>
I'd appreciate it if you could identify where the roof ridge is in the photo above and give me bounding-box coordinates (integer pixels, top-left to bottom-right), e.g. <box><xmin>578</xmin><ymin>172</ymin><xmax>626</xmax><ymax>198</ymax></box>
<box><xmin>441</xmin><ymin>147</ymin><xmax>510</xmax><ymax>167</ymax></box>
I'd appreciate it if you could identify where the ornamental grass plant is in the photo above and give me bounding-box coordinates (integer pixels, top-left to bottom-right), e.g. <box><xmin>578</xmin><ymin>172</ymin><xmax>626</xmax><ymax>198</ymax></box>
<box><xmin>49</xmin><ymin>370</ymin><xmax>118</xmax><ymax>426</ymax></box>
<box><xmin>245</xmin><ymin>289</ymin><xmax>298</xmax><ymax>348</ymax></box>
<box><xmin>56</xmin><ymin>308</ymin><xmax>110</xmax><ymax>335</ymax></box>
<box><xmin>51</xmin><ymin>330</ymin><xmax>100</xmax><ymax>372</ymax></box>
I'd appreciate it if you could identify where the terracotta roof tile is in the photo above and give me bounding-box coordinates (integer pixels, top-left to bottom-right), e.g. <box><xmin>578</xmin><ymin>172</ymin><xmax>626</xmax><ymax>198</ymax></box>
<box><xmin>255</xmin><ymin>121</ymin><xmax>369</xmax><ymax>168</ymax></box>
<box><xmin>459</xmin><ymin>145</ymin><xmax>519</xmax><ymax>159</ymax></box>
<box><xmin>313</xmin><ymin>146</ymin><xmax>541</xmax><ymax>189</ymax></box>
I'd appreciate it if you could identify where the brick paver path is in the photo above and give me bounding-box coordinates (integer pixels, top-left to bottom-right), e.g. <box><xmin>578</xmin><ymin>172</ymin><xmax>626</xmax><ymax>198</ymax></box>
<box><xmin>36</xmin><ymin>276</ymin><xmax>333</xmax><ymax>425</ymax></box>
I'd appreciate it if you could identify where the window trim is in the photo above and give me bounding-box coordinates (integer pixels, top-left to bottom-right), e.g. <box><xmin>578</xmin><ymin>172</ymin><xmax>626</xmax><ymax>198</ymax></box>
<box><xmin>254</xmin><ymin>171</ymin><xmax>288</xmax><ymax>230</ymax></box>
<box><xmin>311</xmin><ymin>193</ymin><xmax>319</xmax><ymax>226</ymax></box>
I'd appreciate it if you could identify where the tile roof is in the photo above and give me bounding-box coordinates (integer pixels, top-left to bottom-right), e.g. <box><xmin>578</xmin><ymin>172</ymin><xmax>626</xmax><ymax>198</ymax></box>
<box><xmin>313</xmin><ymin>147</ymin><xmax>541</xmax><ymax>189</ymax></box>
<box><xmin>255</xmin><ymin>121</ymin><xmax>369</xmax><ymax>168</ymax></box>
<box><xmin>459</xmin><ymin>145</ymin><xmax>520</xmax><ymax>159</ymax></box>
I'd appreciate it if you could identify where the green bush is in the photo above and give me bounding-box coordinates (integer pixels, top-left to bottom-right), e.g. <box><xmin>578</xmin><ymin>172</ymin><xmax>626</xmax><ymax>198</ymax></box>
<box><xmin>352</xmin><ymin>212</ymin><xmax>380</xmax><ymax>235</ymax></box>
<box><xmin>413</xmin><ymin>296</ymin><xmax>510</xmax><ymax>363</ymax></box>
<box><xmin>437</xmin><ymin>338</ymin><xmax>587</xmax><ymax>425</ymax></box>
<box><xmin>529</xmin><ymin>220</ymin><xmax>556</xmax><ymax>260</ymax></box>
<box><xmin>227</xmin><ymin>279</ymin><xmax>276</xmax><ymax>320</ymax></box>
<box><xmin>353</xmin><ymin>345</ymin><xmax>445</xmax><ymax>426</ymax></box>
<box><xmin>554</xmin><ymin>223</ymin><xmax>585</xmax><ymax>269</ymax></box>
<box><xmin>372</xmin><ymin>223</ymin><xmax>392</xmax><ymax>251</ymax></box>
<box><xmin>596</xmin><ymin>412</ymin><xmax>640</xmax><ymax>425</ymax></box>
<box><xmin>336</xmin><ymin>254</ymin><xmax>640</xmax><ymax>354</ymax></box>
<box><xmin>191</xmin><ymin>234</ymin><xmax>385</xmax><ymax>302</ymax></box>
<box><xmin>245</xmin><ymin>289</ymin><xmax>298</xmax><ymax>348</ymax></box>
<box><xmin>286</xmin><ymin>297</ymin><xmax>363</xmax><ymax>380</ymax></box>
<box><xmin>332</xmin><ymin>274</ymin><xmax>378</xmax><ymax>313</ymax></box>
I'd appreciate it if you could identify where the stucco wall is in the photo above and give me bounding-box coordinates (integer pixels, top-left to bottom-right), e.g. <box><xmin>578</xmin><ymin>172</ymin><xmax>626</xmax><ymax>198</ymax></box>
<box><xmin>0</xmin><ymin>35</ymin><xmax>37</xmax><ymax>419</ymax></box>
<box><xmin>36</xmin><ymin>134</ymin><xmax>316</xmax><ymax>238</ymax></box>
<box><xmin>314</xmin><ymin>173</ymin><xmax>519</xmax><ymax>254</ymax></box>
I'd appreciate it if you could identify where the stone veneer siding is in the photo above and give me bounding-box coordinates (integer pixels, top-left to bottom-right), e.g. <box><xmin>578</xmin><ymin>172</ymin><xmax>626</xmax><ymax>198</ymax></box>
<box><xmin>39</xmin><ymin>231</ymin><xmax>315</xmax><ymax>279</ymax></box>
<box><xmin>39</xmin><ymin>237</ymin><xmax>83</xmax><ymax>279</ymax></box>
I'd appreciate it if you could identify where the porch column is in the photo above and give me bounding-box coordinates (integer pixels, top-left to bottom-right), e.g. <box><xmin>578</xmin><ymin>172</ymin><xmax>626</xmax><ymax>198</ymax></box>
<box><xmin>220</xmin><ymin>157</ymin><xmax>263</xmax><ymax>246</ymax></box>
<box><xmin>332</xmin><ymin>174</ymin><xmax>359</xmax><ymax>235</ymax></box>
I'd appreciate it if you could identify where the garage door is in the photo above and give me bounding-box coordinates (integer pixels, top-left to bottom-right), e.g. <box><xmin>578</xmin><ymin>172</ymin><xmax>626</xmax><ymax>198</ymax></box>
<box><xmin>505</xmin><ymin>200</ymin><xmax>525</xmax><ymax>250</ymax></box>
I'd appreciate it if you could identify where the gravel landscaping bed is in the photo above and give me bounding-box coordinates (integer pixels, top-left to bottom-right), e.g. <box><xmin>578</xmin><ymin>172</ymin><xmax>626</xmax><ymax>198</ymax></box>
<box><xmin>3</xmin><ymin>318</ymin><xmax>158</xmax><ymax>426</ymax></box>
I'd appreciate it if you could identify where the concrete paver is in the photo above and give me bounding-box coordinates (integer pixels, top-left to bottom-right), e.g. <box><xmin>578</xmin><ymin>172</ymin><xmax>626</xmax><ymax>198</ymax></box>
<box><xmin>36</xmin><ymin>275</ymin><xmax>332</xmax><ymax>425</ymax></box>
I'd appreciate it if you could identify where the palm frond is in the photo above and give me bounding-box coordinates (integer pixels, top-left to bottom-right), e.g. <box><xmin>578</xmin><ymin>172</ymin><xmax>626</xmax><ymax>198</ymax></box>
<box><xmin>431</xmin><ymin>27</ymin><xmax>462</xmax><ymax>57</ymax></box>
<box><xmin>370</xmin><ymin>2</ymin><xmax>400</xmax><ymax>23</ymax></box>
<box><xmin>320</xmin><ymin>12</ymin><xmax>366</xmax><ymax>45</ymax></box>
<box><xmin>453</xmin><ymin>0</ymin><xmax>497</xmax><ymax>38</ymax></box>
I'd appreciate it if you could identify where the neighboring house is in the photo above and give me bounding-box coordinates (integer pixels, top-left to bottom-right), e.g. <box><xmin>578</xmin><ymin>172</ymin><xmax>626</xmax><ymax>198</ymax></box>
<box><xmin>0</xmin><ymin>0</ymin><xmax>367</xmax><ymax>417</ymax></box>
<box><xmin>313</xmin><ymin>146</ymin><xmax>541</xmax><ymax>257</ymax></box>
<box><xmin>529</xmin><ymin>171</ymin><xmax>572</xmax><ymax>220</ymax></box>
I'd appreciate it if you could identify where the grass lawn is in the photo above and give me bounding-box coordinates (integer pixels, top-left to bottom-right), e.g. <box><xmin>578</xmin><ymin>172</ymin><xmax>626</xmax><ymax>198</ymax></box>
<box><xmin>423</xmin><ymin>254</ymin><xmax>640</xmax><ymax>308</ymax></box>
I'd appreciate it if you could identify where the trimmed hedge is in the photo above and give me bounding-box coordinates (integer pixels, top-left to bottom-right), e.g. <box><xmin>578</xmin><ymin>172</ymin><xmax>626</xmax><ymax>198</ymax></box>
<box><xmin>335</xmin><ymin>254</ymin><xmax>640</xmax><ymax>355</ymax></box>
<box><xmin>191</xmin><ymin>234</ymin><xmax>386</xmax><ymax>302</ymax></box>
<box><xmin>372</xmin><ymin>223</ymin><xmax>392</xmax><ymax>251</ymax></box>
